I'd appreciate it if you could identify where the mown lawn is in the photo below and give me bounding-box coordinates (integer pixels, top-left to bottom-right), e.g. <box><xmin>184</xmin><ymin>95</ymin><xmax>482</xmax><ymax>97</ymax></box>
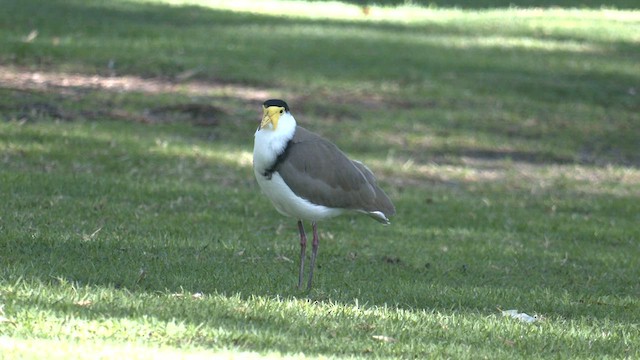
<box><xmin>1</xmin><ymin>0</ymin><xmax>639</xmax><ymax>358</ymax></box>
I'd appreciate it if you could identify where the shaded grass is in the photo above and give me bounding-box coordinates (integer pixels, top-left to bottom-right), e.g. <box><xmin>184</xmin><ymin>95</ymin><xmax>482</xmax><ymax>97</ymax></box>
<box><xmin>1</xmin><ymin>0</ymin><xmax>639</xmax><ymax>358</ymax></box>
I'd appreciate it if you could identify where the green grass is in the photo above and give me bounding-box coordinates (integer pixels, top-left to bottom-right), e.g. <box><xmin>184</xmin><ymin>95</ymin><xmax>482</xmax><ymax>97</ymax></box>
<box><xmin>1</xmin><ymin>0</ymin><xmax>639</xmax><ymax>358</ymax></box>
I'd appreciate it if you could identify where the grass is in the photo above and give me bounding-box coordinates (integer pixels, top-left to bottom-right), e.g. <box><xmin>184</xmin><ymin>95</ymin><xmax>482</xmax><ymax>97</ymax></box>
<box><xmin>1</xmin><ymin>0</ymin><xmax>639</xmax><ymax>358</ymax></box>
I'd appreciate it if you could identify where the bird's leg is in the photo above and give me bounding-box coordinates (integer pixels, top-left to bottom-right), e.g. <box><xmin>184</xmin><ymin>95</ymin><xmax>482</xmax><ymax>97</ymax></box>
<box><xmin>307</xmin><ymin>221</ymin><xmax>319</xmax><ymax>290</ymax></box>
<box><xmin>297</xmin><ymin>220</ymin><xmax>307</xmax><ymax>289</ymax></box>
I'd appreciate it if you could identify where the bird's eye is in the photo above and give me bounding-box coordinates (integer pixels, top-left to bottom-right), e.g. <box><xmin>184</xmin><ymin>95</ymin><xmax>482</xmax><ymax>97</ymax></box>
<box><xmin>279</xmin><ymin>110</ymin><xmax>283</xmax><ymax>114</ymax></box>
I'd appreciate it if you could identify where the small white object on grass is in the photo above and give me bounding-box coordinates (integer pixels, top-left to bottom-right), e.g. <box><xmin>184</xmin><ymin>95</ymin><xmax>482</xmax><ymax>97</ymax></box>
<box><xmin>502</xmin><ymin>309</ymin><xmax>538</xmax><ymax>323</ymax></box>
<box><xmin>372</xmin><ymin>335</ymin><xmax>397</xmax><ymax>343</ymax></box>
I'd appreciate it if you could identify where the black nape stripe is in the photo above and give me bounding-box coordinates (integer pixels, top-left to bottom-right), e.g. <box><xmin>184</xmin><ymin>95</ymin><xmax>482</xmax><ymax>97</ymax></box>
<box><xmin>263</xmin><ymin>99</ymin><xmax>290</xmax><ymax>112</ymax></box>
<box><xmin>262</xmin><ymin>138</ymin><xmax>293</xmax><ymax>180</ymax></box>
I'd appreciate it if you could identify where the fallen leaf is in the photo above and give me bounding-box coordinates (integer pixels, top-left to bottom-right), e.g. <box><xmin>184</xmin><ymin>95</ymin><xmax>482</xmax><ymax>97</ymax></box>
<box><xmin>23</xmin><ymin>30</ymin><xmax>38</xmax><ymax>42</ymax></box>
<box><xmin>275</xmin><ymin>254</ymin><xmax>293</xmax><ymax>263</ymax></box>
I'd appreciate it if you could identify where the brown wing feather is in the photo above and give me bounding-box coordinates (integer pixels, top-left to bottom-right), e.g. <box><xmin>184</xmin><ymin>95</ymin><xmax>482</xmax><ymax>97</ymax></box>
<box><xmin>351</xmin><ymin>160</ymin><xmax>396</xmax><ymax>217</ymax></box>
<box><xmin>275</xmin><ymin>127</ymin><xmax>394</xmax><ymax>217</ymax></box>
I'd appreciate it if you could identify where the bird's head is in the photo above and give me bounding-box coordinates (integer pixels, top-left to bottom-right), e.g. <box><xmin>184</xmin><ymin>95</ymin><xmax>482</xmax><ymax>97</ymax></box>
<box><xmin>260</xmin><ymin>99</ymin><xmax>291</xmax><ymax>131</ymax></box>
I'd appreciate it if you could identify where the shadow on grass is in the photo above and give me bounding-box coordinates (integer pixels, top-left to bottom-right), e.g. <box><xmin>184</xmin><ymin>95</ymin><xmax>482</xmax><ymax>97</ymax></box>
<box><xmin>3</xmin><ymin>0</ymin><xmax>639</xmax><ymax>99</ymax></box>
<box><xmin>2</xmin><ymin>0</ymin><xmax>639</xmax><ymax>165</ymax></box>
<box><xmin>2</xmin><ymin>212</ymin><xmax>638</xmax><ymax>360</ymax></box>
<box><xmin>2</xmin><ymin>145</ymin><xmax>638</xmax><ymax>317</ymax></box>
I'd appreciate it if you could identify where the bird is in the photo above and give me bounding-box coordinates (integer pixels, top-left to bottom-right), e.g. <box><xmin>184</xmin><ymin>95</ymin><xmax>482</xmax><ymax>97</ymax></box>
<box><xmin>253</xmin><ymin>99</ymin><xmax>395</xmax><ymax>290</ymax></box>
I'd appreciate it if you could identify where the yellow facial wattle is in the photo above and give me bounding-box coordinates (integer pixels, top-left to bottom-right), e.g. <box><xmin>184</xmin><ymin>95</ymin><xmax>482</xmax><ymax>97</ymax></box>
<box><xmin>260</xmin><ymin>106</ymin><xmax>285</xmax><ymax>130</ymax></box>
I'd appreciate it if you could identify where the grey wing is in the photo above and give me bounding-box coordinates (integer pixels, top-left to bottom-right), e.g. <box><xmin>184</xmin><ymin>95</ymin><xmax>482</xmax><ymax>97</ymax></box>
<box><xmin>276</xmin><ymin>139</ymin><xmax>380</xmax><ymax>211</ymax></box>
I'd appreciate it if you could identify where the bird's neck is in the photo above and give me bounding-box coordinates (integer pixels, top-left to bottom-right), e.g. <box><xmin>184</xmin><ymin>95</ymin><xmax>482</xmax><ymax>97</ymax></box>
<box><xmin>253</xmin><ymin>114</ymin><xmax>297</xmax><ymax>175</ymax></box>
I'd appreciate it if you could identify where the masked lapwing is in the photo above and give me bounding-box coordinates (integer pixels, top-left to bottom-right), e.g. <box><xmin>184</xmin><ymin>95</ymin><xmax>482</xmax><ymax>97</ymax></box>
<box><xmin>253</xmin><ymin>99</ymin><xmax>395</xmax><ymax>289</ymax></box>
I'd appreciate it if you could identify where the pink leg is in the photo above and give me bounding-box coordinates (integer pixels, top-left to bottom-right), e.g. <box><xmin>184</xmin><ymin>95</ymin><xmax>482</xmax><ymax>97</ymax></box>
<box><xmin>297</xmin><ymin>220</ymin><xmax>306</xmax><ymax>289</ymax></box>
<box><xmin>307</xmin><ymin>221</ymin><xmax>319</xmax><ymax>290</ymax></box>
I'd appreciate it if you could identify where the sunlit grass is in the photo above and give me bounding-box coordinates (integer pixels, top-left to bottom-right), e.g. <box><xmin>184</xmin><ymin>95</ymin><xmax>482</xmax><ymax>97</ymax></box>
<box><xmin>429</xmin><ymin>35</ymin><xmax>604</xmax><ymax>52</ymax></box>
<box><xmin>1</xmin><ymin>338</ymin><xmax>272</xmax><ymax>360</ymax></box>
<box><xmin>1</xmin><ymin>273</ymin><xmax>638</xmax><ymax>358</ymax></box>
<box><xmin>160</xmin><ymin>0</ymin><xmax>640</xmax><ymax>24</ymax></box>
<box><xmin>147</xmin><ymin>0</ymin><xmax>640</xmax><ymax>58</ymax></box>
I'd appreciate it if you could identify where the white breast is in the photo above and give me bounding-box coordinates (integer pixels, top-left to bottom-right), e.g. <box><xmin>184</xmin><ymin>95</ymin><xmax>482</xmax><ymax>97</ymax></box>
<box><xmin>254</xmin><ymin>169</ymin><xmax>344</xmax><ymax>221</ymax></box>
